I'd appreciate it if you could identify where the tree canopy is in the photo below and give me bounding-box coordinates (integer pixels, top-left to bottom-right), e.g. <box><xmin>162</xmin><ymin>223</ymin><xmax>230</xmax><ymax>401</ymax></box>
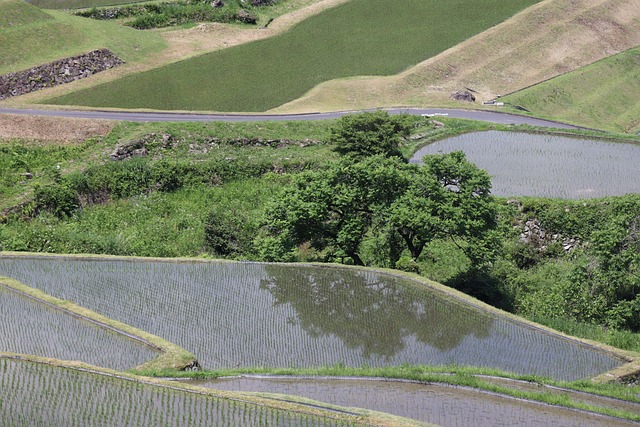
<box><xmin>256</xmin><ymin>151</ymin><xmax>498</xmax><ymax>268</ymax></box>
<box><xmin>331</xmin><ymin>111</ymin><xmax>412</xmax><ymax>159</ymax></box>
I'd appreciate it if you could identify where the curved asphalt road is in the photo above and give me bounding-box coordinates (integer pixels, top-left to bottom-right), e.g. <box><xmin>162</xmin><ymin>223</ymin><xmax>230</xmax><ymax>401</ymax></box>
<box><xmin>0</xmin><ymin>107</ymin><xmax>581</xmax><ymax>129</ymax></box>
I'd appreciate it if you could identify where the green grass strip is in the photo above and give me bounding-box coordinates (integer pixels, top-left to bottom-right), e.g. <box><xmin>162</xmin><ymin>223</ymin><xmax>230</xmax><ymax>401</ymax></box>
<box><xmin>48</xmin><ymin>0</ymin><xmax>540</xmax><ymax>111</ymax></box>
<box><xmin>0</xmin><ymin>0</ymin><xmax>165</xmax><ymax>75</ymax></box>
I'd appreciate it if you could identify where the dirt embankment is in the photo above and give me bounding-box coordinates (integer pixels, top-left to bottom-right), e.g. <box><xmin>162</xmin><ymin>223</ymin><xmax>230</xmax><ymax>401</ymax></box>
<box><xmin>0</xmin><ymin>114</ymin><xmax>114</xmax><ymax>143</ymax></box>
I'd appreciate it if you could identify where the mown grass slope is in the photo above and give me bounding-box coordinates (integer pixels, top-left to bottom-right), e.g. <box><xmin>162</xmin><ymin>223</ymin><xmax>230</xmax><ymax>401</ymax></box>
<box><xmin>47</xmin><ymin>0</ymin><xmax>540</xmax><ymax>111</ymax></box>
<box><xmin>0</xmin><ymin>0</ymin><xmax>166</xmax><ymax>75</ymax></box>
<box><xmin>502</xmin><ymin>47</ymin><xmax>640</xmax><ymax>133</ymax></box>
<box><xmin>0</xmin><ymin>0</ymin><xmax>52</xmax><ymax>28</ymax></box>
<box><xmin>273</xmin><ymin>0</ymin><xmax>640</xmax><ymax>121</ymax></box>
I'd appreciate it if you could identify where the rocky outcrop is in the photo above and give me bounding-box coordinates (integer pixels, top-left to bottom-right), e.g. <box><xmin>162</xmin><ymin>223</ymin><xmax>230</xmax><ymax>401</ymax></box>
<box><xmin>0</xmin><ymin>49</ymin><xmax>124</xmax><ymax>100</ymax></box>
<box><xmin>111</xmin><ymin>133</ymin><xmax>322</xmax><ymax>160</ymax></box>
<box><xmin>518</xmin><ymin>218</ymin><xmax>580</xmax><ymax>253</ymax></box>
<box><xmin>111</xmin><ymin>133</ymin><xmax>178</xmax><ymax>160</ymax></box>
<box><xmin>450</xmin><ymin>90</ymin><xmax>476</xmax><ymax>102</ymax></box>
<box><xmin>237</xmin><ymin>9</ymin><xmax>257</xmax><ymax>24</ymax></box>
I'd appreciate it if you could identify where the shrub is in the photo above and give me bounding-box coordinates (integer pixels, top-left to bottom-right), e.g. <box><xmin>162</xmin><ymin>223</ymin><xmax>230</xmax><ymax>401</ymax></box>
<box><xmin>33</xmin><ymin>181</ymin><xmax>79</xmax><ymax>219</ymax></box>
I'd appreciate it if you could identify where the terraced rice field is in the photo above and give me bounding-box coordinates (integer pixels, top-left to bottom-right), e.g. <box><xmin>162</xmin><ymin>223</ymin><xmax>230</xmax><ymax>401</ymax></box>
<box><xmin>410</xmin><ymin>131</ymin><xmax>640</xmax><ymax>199</ymax></box>
<box><xmin>0</xmin><ymin>357</ymin><xmax>354</xmax><ymax>427</ymax></box>
<box><xmin>0</xmin><ymin>285</ymin><xmax>159</xmax><ymax>370</ymax></box>
<box><xmin>194</xmin><ymin>376</ymin><xmax>640</xmax><ymax>427</ymax></box>
<box><xmin>0</xmin><ymin>255</ymin><xmax>624</xmax><ymax>380</ymax></box>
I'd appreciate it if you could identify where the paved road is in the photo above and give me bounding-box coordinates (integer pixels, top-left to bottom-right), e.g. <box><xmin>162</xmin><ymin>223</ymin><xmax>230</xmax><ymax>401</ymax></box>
<box><xmin>0</xmin><ymin>107</ymin><xmax>581</xmax><ymax>129</ymax></box>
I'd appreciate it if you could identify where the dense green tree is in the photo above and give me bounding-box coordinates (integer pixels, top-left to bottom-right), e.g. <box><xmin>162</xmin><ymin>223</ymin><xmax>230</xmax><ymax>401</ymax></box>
<box><xmin>331</xmin><ymin>111</ymin><xmax>412</xmax><ymax>159</ymax></box>
<box><xmin>256</xmin><ymin>152</ymin><xmax>498</xmax><ymax>268</ymax></box>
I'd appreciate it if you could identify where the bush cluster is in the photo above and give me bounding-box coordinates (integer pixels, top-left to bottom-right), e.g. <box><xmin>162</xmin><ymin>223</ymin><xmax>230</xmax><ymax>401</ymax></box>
<box><xmin>24</xmin><ymin>156</ymin><xmax>309</xmax><ymax>219</ymax></box>
<box><xmin>77</xmin><ymin>0</ymin><xmax>260</xmax><ymax>29</ymax></box>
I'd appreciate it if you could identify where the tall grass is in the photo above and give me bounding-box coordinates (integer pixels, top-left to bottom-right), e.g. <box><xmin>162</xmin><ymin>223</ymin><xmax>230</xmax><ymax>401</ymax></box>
<box><xmin>48</xmin><ymin>0</ymin><xmax>541</xmax><ymax>111</ymax></box>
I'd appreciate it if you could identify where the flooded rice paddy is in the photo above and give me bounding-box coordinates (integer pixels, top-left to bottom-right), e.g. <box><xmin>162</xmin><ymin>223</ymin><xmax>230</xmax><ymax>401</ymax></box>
<box><xmin>0</xmin><ymin>256</ymin><xmax>624</xmax><ymax>380</ymax></box>
<box><xmin>0</xmin><ymin>284</ymin><xmax>159</xmax><ymax>370</ymax></box>
<box><xmin>191</xmin><ymin>376</ymin><xmax>639</xmax><ymax>427</ymax></box>
<box><xmin>0</xmin><ymin>358</ymin><xmax>346</xmax><ymax>427</ymax></box>
<box><xmin>410</xmin><ymin>131</ymin><xmax>640</xmax><ymax>198</ymax></box>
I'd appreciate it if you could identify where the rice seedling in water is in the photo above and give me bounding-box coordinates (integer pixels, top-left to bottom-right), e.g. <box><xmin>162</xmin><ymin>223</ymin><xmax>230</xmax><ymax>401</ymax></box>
<box><xmin>0</xmin><ymin>255</ymin><xmax>625</xmax><ymax>380</ymax></box>
<box><xmin>0</xmin><ymin>285</ymin><xmax>158</xmax><ymax>370</ymax></box>
<box><xmin>193</xmin><ymin>377</ymin><xmax>640</xmax><ymax>427</ymax></box>
<box><xmin>410</xmin><ymin>131</ymin><xmax>640</xmax><ymax>198</ymax></box>
<box><xmin>0</xmin><ymin>357</ymin><xmax>354</xmax><ymax>426</ymax></box>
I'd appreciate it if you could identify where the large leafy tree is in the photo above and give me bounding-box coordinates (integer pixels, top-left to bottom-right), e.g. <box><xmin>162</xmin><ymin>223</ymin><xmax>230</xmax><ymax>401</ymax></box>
<box><xmin>256</xmin><ymin>156</ymin><xmax>413</xmax><ymax>265</ymax></box>
<box><xmin>331</xmin><ymin>111</ymin><xmax>412</xmax><ymax>159</ymax></box>
<box><xmin>256</xmin><ymin>151</ymin><xmax>498</xmax><ymax>268</ymax></box>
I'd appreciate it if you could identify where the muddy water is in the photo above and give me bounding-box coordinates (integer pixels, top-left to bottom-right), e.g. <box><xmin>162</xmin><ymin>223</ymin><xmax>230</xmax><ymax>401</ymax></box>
<box><xmin>190</xmin><ymin>377</ymin><xmax>639</xmax><ymax>427</ymax></box>
<box><xmin>410</xmin><ymin>131</ymin><xmax>640</xmax><ymax>199</ymax></box>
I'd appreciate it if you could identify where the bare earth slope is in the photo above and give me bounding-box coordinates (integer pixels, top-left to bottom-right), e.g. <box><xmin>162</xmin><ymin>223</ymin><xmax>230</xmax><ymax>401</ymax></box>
<box><xmin>272</xmin><ymin>0</ymin><xmax>640</xmax><ymax>114</ymax></box>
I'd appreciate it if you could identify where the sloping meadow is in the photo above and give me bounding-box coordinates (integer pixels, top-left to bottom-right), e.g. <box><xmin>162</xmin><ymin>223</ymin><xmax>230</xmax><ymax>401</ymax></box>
<box><xmin>0</xmin><ymin>254</ymin><xmax>625</xmax><ymax>381</ymax></box>
<box><xmin>0</xmin><ymin>356</ymin><xmax>361</xmax><ymax>427</ymax></box>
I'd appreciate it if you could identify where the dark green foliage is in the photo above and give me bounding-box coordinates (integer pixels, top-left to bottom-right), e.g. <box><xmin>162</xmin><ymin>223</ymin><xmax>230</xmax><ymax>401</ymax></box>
<box><xmin>331</xmin><ymin>111</ymin><xmax>412</xmax><ymax>159</ymax></box>
<box><xmin>67</xmin><ymin>157</ymin><xmax>291</xmax><ymax>203</ymax></box>
<box><xmin>497</xmin><ymin>196</ymin><xmax>640</xmax><ymax>333</ymax></box>
<box><xmin>33</xmin><ymin>180</ymin><xmax>79</xmax><ymax>219</ymax></box>
<box><xmin>76</xmin><ymin>1</ymin><xmax>258</xmax><ymax>29</ymax></box>
<box><xmin>204</xmin><ymin>209</ymin><xmax>252</xmax><ymax>256</ymax></box>
<box><xmin>256</xmin><ymin>152</ymin><xmax>498</xmax><ymax>267</ymax></box>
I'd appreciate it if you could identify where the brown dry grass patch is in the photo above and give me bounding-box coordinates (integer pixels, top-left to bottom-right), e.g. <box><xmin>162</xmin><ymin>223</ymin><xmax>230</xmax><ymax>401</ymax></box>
<box><xmin>0</xmin><ymin>114</ymin><xmax>114</xmax><ymax>143</ymax></box>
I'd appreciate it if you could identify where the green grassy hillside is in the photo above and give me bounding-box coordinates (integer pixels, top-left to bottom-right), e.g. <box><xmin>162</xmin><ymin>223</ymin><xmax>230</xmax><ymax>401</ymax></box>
<box><xmin>47</xmin><ymin>0</ymin><xmax>540</xmax><ymax>112</ymax></box>
<box><xmin>503</xmin><ymin>46</ymin><xmax>640</xmax><ymax>133</ymax></box>
<box><xmin>0</xmin><ymin>0</ymin><xmax>53</xmax><ymax>28</ymax></box>
<box><xmin>0</xmin><ymin>0</ymin><xmax>166</xmax><ymax>75</ymax></box>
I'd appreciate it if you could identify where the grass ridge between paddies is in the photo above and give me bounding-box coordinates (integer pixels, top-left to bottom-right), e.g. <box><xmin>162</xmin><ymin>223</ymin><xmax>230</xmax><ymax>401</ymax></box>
<box><xmin>0</xmin><ymin>275</ymin><xmax>197</xmax><ymax>371</ymax></box>
<box><xmin>47</xmin><ymin>0</ymin><xmax>541</xmax><ymax>112</ymax></box>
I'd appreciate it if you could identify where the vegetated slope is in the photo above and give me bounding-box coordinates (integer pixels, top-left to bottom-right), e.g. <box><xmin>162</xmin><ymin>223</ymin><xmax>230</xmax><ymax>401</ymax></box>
<box><xmin>25</xmin><ymin>0</ymin><xmax>148</xmax><ymax>9</ymax></box>
<box><xmin>0</xmin><ymin>0</ymin><xmax>52</xmax><ymax>28</ymax></box>
<box><xmin>0</xmin><ymin>0</ymin><xmax>165</xmax><ymax>75</ymax></box>
<box><xmin>46</xmin><ymin>0</ymin><xmax>540</xmax><ymax>112</ymax></box>
<box><xmin>274</xmin><ymin>0</ymin><xmax>640</xmax><ymax>117</ymax></box>
<box><xmin>502</xmin><ymin>47</ymin><xmax>640</xmax><ymax>133</ymax></box>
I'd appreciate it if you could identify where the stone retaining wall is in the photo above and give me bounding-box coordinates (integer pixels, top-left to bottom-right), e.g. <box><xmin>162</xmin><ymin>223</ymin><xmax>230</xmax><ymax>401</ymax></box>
<box><xmin>0</xmin><ymin>49</ymin><xmax>124</xmax><ymax>100</ymax></box>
